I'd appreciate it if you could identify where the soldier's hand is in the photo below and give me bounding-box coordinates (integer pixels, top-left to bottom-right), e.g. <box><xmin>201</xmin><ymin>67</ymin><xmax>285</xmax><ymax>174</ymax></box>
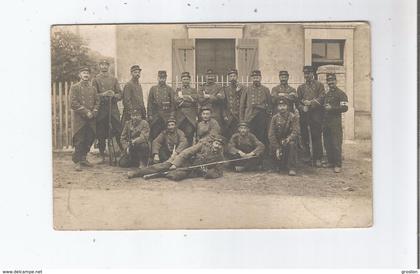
<box><xmin>86</xmin><ymin>111</ymin><xmax>93</xmax><ymax>119</ymax></box>
<box><xmin>282</xmin><ymin>138</ymin><xmax>289</xmax><ymax>145</ymax></box>
<box><xmin>246</xmin><ymin>152</ymin><xmax>256</xmax><ymax>158</ymax></box>
<box><xmin>324</xmin><ymin>104</ymin><xmax>332</xmax><ymax>111</ymax></box>
<box><xmin>204</xmin><ymin>94</ymin><xmax>211</xmax><ymax>98</ymax></box>
<box><xmin>223</xmin><ymin>116</ymin><xmax>229</xmax><ymax>122</ymax></box>
<box><xmin>238</xmin><ymin>151</ymin><xmax>246</xmax><ymax>158</ymax></box>
<box><xmin>103</xmin><ymin>90</ymin><xmax>115</xmax><ymax>97</ymax></box>
<box><xmin>303</xmin><ymin>105</ymin><xmax>309</xmax><ymax>112</ymax></box>
<box><xmin>153</xmin><ymin>154</ymin><xmax>160</xmax><ymax>163</ymax></box>
<box><xmin>303</xmin><ymin>100</ymin><xmax>311</xmax><ymax>106</ymax></box>
<box><xmin>169</xmin><ymin>164</ymin><xmax>177</xmax><ymax>170</ymax></box>
<box><xmin>276</xmin><ymin>148</ymin><xmax>282</xmax><ymax>160</ymax></box>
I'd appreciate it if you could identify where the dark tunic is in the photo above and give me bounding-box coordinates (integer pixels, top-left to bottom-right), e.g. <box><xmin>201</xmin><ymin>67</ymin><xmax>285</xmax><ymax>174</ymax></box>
<box><xmin>175</xmin><ymin>85</ymin><xmax>198</xmax><ymax>127</ymax></box>
<box><xmin>268</xmin><ymin>111</ymin><xmax>299</xmax><ymax>151</ymax></box>
<box><xmin>147</xmin><ymin>84</ymin><xmax>176</xmax><ymax>125</ymax></box>
<box><xmin>239</xmin><ymin>84</ymin><xmax>272</xmax><ymax>123</ymax></box>
<box><xmin>196</xmin><ymin>118</ymin><xmax>221</xmax><ymax>142</ymax></box>
<box><xmin>152</xmin><ymin>128</ymin><xmax>188</xmax><ymax>156</ymax></box>
<box><xmin>198</xmin><ymin>82</ymin><xmax>225</xmax><ymax>126</ymax></box>
<box><xmin>271</xmin><ymin>84</ymin><xmax>297</xmax><ymax>112</ymax></box>
<box><xmin>92</xmin><ymin>72</ymin><xmax>122</xmax><ymax>122</ymax></box>
<box><xmin>70</xmin><ymin>80</ymin><xmax>100</xmax><ymax>136</ymax></box>
<box><xmin>227</xmin><ymin>132</ymin><xmax>265</xmax><ymax>156</ymax></box>
<box><xmin>296</xmin><ymin>80</ymin><xmax>325</xmax><ymax>124</ymax></box>
<box><xmin>120</xmin><ymin>119</ymin><xmax>150</xmax><ymax>150</ymax></box>
<box><xmin>223</xmin><ymin>83</ymin><xmax>244</xmax><ymax>126</ymax></box>
<box><xmin>122</xmin><ymin>78</ymin><xmax>146</xmax><ymax>121</ymax></box>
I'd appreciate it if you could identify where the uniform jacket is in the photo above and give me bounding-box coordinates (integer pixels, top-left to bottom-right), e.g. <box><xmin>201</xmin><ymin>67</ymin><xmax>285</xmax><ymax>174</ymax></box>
<box><xmin>323</xmin><ymin>87</ymin><xmax>348</xmax><ymax>127</ymax></box>
<box><xmin>175</xmin><ymin>85</ymin><xmax>198</xmax><ymax>126</ymax></box>
<box><xmin>152</xmin><ymin>128</ymin><xmax>188</xmax><ymax>155</ymax></box>
<box><xmin>271</xmin><ymin>84</ymin><xmax>298</xmax><ymax>112</ymax></box>
<box><xmin>70</xmin><ymin>81</ymin><xmax>100</xmax><ymax>136</ymax></box>
<box><xmin>227</xmin><ymin>132</ymin><xmax>265</xmax><ymax>156</ymax></box>
<box><xmin>170</xmin><ymin>140</ymin><xmax>224</xmax><ymax>177</ymax></box>
<box><xmin>92</xmin><ymin>72</ymin><xmax>122</xmax><ymax>121</ymax></box>
<box><xmin>239</xmin><ymin>84</ymin><xmax>272</xmax><ymax>123</ymax></box>
<box><xmin>297</xmin><ymin>80</ymin><xmax>325</xmax><ymax>123</ymax></box>
<box><xmin>196</xmin><ymin>118</ymin><xmax>221</xmax><ymax>141</ymax></box>
<box><xmin>223</xmin><ymin>83</ymin><xmax>244</xmax><ymax>125</ymax></box>
<box><xmin>122</xmin><ymin>78</ymin><xmax>146</xmax><ymax>119</ymax></box>
<box><xmin>268</xmin><ymin>111</ymin><xmax>299</xmax><ymax>151</ymax></box>
<box><xmin>120</xmin><ymin>119</ymin><xmax>150</xmax><ymax>150</ymax></box>
<box><xmin>147</xmin><ymin>84</ymin><xmax>175</xmax><ymax>125</ymax></box>
<box><xmin>198</xmin><ymin>83</ymin><xmax>225</xmax><ymax>122</ymax></box>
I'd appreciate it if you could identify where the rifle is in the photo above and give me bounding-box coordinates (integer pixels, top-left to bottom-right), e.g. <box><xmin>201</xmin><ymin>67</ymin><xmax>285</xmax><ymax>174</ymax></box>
<box><xmin>143</xmin><ymin>155</ymin><xmax>257</xmax><ymax>180</ymax></box>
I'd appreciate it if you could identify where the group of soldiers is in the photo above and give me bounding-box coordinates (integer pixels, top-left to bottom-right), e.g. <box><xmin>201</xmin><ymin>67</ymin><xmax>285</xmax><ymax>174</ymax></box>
<box><xmin>70</xmin><ymin>59</ymin><xmax>348</xmax><ymax>181</ymax></box>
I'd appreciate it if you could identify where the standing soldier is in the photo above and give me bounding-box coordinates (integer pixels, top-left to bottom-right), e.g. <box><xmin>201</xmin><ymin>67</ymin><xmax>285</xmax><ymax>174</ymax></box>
<box><xmin>239</xmin><ymin>70</ymin><xmax>272</xmax><ymax>144</ymax></box>
<box><xmin>196</xmin><ymin>106</ymin><xmax>221</xmax><ymax>142</ymax></box>
<box><xmin>297</xmin><ymin>65</ymin><xmax>325</xmax><ymax>167</ymax></box>
<box><xmin>268</xmin><ymin>99</ymin><xmax>299</xmax><ymax>176</ymax></box>
<box><xmin>227</xmin><ymin>122</ymin><xmax>265</xmax><ymax>172</ymax></box>
<box><xmin>92</xmin><ymin>59</ymin><xmax>123</xmax><ymax>163</ymax></box>
<box><xmin>175</xmin><ymin>72</ymin><xmax>198</xmax><ymax>145</ymax></box>
<box><xmin>119</xmin><ymin>110</ymin><xmax>150</xmax><ymax>168</ymax></box>
<box><xmin>151</xmin><ymin>116</ymin><xmax>189</xmax><ymax>164</ymax></box>
<box><xmin>322</xmin><ymin>73</ymin><xmax>348</xmax><ymax>173</ymax></box>
<box><xmin>271</xmin><ymin>70</ymin><xmax>298</xmax><ymax>114</ymax></box>
<box><xmin>70</xmin><ymin>66</ymin><xmax>100</xmax><ymax>171</ymax></box>
<box><xmin>147</xmin><ymin>70</ymin><xmax>176</xmax><ymax>140</ymax></box>
<box><xmin>121</xmin><ymin>65</ymin><xmax>146</xmax><ymax>125</ymax></box>
<box><xmin>198</xmin><ymin>69</ymin><xmax>225</xmax><ymax>128</ymax></box>
<box><xmin>223</xmin><ymin>68</ymin><xmax>245</xmax><ymax>140</ymax></box>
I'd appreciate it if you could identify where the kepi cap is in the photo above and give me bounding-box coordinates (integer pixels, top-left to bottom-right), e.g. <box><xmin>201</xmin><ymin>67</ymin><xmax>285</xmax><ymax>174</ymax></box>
<box><xmin>130</xmin><ymin>65</ymin><xmax>141</xmax><ymax>72</ymax></box>
<box><xmin>79</xmin><ymin>66</ymin><xmax>90</xmax><ymax>73</ymax></box>
<box><xmin>279</xmin><ymin>70</ymin><xmax>289</xmax><ymax>76</ymax></box>
<box><xmin>326</xmin><ymin>73</ymin><xmax>336</xmax><ymax>80</ymax></box>
<box><xmin>158</xmin><ymin>70</ymin><xmax>167</xmax><ymax>77</ymax></box>
<box><xmin>227</xmin><ymin>69</ymin><xmax>238</xmax><ymax>75</ymax></box>
<box><xmin>210</xmin><ymin>134</ymin><xmax>227</xmax><ymax>145</ymax></box>
<box><xmin>303</xmin><ymin>66</ymin><xmax>314</xmax><ymax>72</ymax></box>
<box><xmin>251</xmin><ymin>70</ymin><xmax>261</xmax><ymax>77</ymax></box>
<box><xmin>99</xmin><ymin>59</ymin><xmax>110</xmax><ymax>65</ymax></box>
<box><xmin>181</xmin><ymin>71</ymin><xmax>191</xmax><ymax>78</ymax></box>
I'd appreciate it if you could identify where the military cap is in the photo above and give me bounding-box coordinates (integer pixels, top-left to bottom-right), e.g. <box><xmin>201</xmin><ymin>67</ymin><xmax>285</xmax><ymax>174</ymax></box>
<box><xmin>206</xmin><ymin>69</ymin><xmax>215</xmax><ymax>75</ymax></box>
<box><xmin>200</xmin><ymin>105</ymin><xmax>212</xmax><ymax>112</ymax></box>
<box><xmin>251</xmin><ymin>70</ymin><xmax>261</xmax><ymax>77</ymax></box>
<box><xmin>303</xmin><ymin>66</ymin><xmax>314</xmax><ymax>72</ymax></box>
<box><xmin>130</xmin><ymin>65</ymin><xmax>141</xmax><ymax>72</ymax></box>
<box><xmin>158</xmin><ymin>70</ymin><xmax>167</xmax><ymax>77</ymax></box>
<box><xmin>277</xmin><ymin>98</ymin><xmax>288</xmax><ymax>105</ymax></box>
<box><xmin>326</xmin><ymin>73</ymin><xmax>336</xmax><ymax>80</ymax></box>
<box><xmin>181</xmin><ymin>71</ymin><xmax>191</xmax><ymax>79</ymax></box>
<box><xmin>166</xmin><ymin>115</ymin><xmax>177</xmax><ymax>124</ymax></box>
<box><xmin>237</xmin><ymin>121</ymin><xmax>249</xmax><ymax>128</ymax></box>
<box><xmin>99</xmin><ymin>59</ymin><xmax>110</xmax><ymax>65</ymax></box>
<box><xmin>227</xmin><ymin>68</ymin><xmax>238</xmax><ymax>75</ymax></box>
<box><xmin>79</xmin><ymin>66</ymin><xmax>90</xmax><ymax>73</ymax></box>
<box><xmin>279</xmin><ymin>70</ymin><xmax>289</xmax><ymax>76</ymax></box>
<box><xmin>209</xmin><ymin>134</ymin><xmax>227</xmax><ymax>145</ymax></box>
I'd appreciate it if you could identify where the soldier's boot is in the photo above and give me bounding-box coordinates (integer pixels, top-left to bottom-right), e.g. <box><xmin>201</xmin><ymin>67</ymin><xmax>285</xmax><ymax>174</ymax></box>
<box><xmin>334</xmin><ymin>166</ymin><xmax>341</xmax><ymax>173</ymax></box>
<box><xmin>234</xmin><ymin>166</ymin><xmax>245</xmax><ymax>172</ymax></box>
<box><xmin>314</xmin><ymin>160</ymin><xmax>322</xmax><ymax>168</ymax></box>
<box><xmin>74</xmin><ymin>162</ymin><xmax>83</xmax><ymax>172</ymax></box>
<box><xmin>80</xmin><ymin>159</ymin><xmax>94</xmax><ymax>167</ymax></box>
<box><xmin>288</xmin><ymin>169</ymin><xmax>296</xmax><ymax>176</ymax></box>
<box><xmin>98</xmin><ymin>152</ymin><xmax>107</xmax><ymax>164</ymax></box>
<box><xmin>322</xmin><ymin>162</ymin><xmax>334</xmax><ymax>168</ymax></box>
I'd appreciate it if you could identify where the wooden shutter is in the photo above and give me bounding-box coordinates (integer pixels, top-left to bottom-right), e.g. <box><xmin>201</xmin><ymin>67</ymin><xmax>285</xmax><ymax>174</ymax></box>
<box><xmin>237</xmin><ymin>39</ymin><xmax>258</xmax><ymax>81</ymax></box>
<box><xmin>172</xmin><ymin>39</ymin><xmax>195</xmax><ymax>87</ymax></box>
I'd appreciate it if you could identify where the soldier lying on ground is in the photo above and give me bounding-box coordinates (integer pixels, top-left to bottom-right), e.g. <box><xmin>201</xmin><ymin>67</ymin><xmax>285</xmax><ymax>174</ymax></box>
<box><xmin>151</xmin><ymin>116</ymin><xmax>188</xmax><ymax>164</ymax></box>
<box><xmin>268</xmin><ymin>99</ymin><xmax>299</xmax><ymax>176</ymax></box>
<box><xmin>226</xmin><ymin>122</ymin><xmax>265</xmax><ymax>172</ymax></box>
<box><xmin>118</xmin><ymin>110</ymin><xmax>150</xmax><ymax>168</ymax></box>
<box><xmin>127</xmin><ymin>134</ymin><xmax>226</xmax><ymax>181</ymax></box>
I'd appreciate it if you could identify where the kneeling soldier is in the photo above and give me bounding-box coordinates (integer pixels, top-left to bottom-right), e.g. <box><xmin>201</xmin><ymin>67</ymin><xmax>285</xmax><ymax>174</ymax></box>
<box><xmin>151</xmin><ymin>116</ymin><xmax>188</xmax><ymax>164</ymax></box>
<box><xmin>227</xmin><ymin>122</ymin><xmax>265</xmax><ymax>171</ymax></box>
<box><xmin>196</xmin><ymin>106</ymin><xmax>221</xmax><ymax>142</ymax></box>
<box><xmin>119</xmin><ymin>110</ymin><xmax>150</xmax><ymax>168</ymax></box>
<box><xmin>127</xmin><ymin>134</ymin><xmax>226</xmax><ymax>181</ymax></box>
<box><xmin>268</xmin><ymin>99</ymin><xmax>299</xmax><ymax>176</ymax></box>
<box><xmin>322</xmin><ymin>73</ymin><xmax>348</xmax><ymax>173</ymax></box>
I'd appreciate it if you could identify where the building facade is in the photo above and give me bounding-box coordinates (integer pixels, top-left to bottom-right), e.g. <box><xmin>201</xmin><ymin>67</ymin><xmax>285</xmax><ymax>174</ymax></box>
<box><xmin>115</xmin><ymin>22</ymin><xmax>371</xmax><ymax>140</ymax></box>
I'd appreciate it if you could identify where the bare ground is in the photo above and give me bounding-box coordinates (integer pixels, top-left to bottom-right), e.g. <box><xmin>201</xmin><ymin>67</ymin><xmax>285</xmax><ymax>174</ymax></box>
<box><xmin>53</xmin><ymin>140</ymin><xmax>372</xmax><ymax>230</ymax></box>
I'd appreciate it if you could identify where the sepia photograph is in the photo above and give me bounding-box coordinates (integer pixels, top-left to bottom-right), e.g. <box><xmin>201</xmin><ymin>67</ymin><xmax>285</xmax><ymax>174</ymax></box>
<box><xmin>51</xmin><ymin>22</ymin><xmax>372</xmax><ymax>230</ymax></box>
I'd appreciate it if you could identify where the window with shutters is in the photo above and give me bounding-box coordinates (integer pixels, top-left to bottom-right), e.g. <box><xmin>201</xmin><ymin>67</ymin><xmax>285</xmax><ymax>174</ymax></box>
<box><xmin>195</xmin><ymin>39</ymin><xmax>236</xmax><ymax>79</ymax></box>
<box><xmin>311</xmin><ymin>39</ymin><xmax>345</xmax><ymax>72</ymax></box>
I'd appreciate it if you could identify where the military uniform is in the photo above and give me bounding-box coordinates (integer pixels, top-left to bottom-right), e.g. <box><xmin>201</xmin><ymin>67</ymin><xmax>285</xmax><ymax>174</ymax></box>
<box><xmin>121</xmin><ymin>66</ymin><xmax>146</xmax><ymax>124</ymax></box>
<box><xmin>297</xmin><ymin>66</ymin><xmax>325</xmax><ymax>163</ymax></box>
<box><xmin>196</xmin><ymin>118</ymin><xmax>221</xmax><ymax>142</ymax></box>
<box><xmin>152</xmin><ymin>128</ymin><xmax>188</xmax><ymax>163</ymax></box>
<box><xmin>175</xmin><ymin>72</ymin><xmax>198</xmax><ymax>145</ymax></box>
<box><xmin>227</xmin><ymin>124</ymin><xmax>265</xmax><ymax>170</ymax></box>
<box><xmin>70</xmin><ymin>73</ymin><xmax>100</xmax><ymax>164</ymax></box>
<box><xmin>92</xmin><ymin>70</ymin><xmax>123</xmax><ymax>154</ymax></box>
<box><xmin>147</xmin><ymin>71</ymin><xmax>176</xmax><ymax>140</ymax></box>
<box><xmin>239</xmin><ymin>70</ymin><xmax>272</xmax><ymax>144</ymax></box>
<box><xmin>197</xmin><ymin>71</ymin><xmax>225</xmax><ymax>128</ymax></box>
<box><xmin>268</xmin><ymin>105</ymin><xmax>299</xmax><ymax>172</ymax></box>
<box><xmin>271</xmin><ymin>71</ymin><xmax>298</xmax><ymax>113</ymax></box>
<box><xmin>322</xmin><ymin>74</ymin><xmax>348</xmax><ymax>169</ymax></box>
<box><xmin>128</xmin><ymin>135</ymin><xmax>225</xmax><ymax>181</ymax></box>
<box><xmin>119</xmin><ymin>115</ymin><xmax>150</xmax><ymax>168</ymax></box>
<box><xmin>223</xmin><ymin>76</ymin><xmax>245</xmax><ymax>139</ymax></box>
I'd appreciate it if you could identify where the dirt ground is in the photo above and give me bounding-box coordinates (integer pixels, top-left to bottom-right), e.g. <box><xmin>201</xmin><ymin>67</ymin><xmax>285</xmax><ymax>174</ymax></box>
<box><xmin>53</xmin><ymin>140</ymin><xmax>372</xmax><ymax>230</ymax></box>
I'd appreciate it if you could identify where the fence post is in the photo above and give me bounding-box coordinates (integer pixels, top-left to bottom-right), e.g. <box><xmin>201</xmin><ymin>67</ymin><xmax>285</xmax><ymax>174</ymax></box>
<box><xmin>58</xmin><ymin>82</ymin><xmax>63</xmax><ymax>149</ymax></box>
<box><xmin>64</xmin><ymin>82</ymin><xmax>69</xmax><ymax>148</ymax></box>
<box><xmin>52</xmin><ymin>83</ymin><xmax>57</xmax><ymax>149</ymax></box>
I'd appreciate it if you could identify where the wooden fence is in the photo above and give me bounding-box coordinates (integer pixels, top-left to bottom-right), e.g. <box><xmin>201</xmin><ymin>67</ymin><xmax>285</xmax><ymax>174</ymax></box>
<box><xmin>52</xmin><ymin>78</ymin><xmax>302</xmax><ymax>151</ymax></box>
